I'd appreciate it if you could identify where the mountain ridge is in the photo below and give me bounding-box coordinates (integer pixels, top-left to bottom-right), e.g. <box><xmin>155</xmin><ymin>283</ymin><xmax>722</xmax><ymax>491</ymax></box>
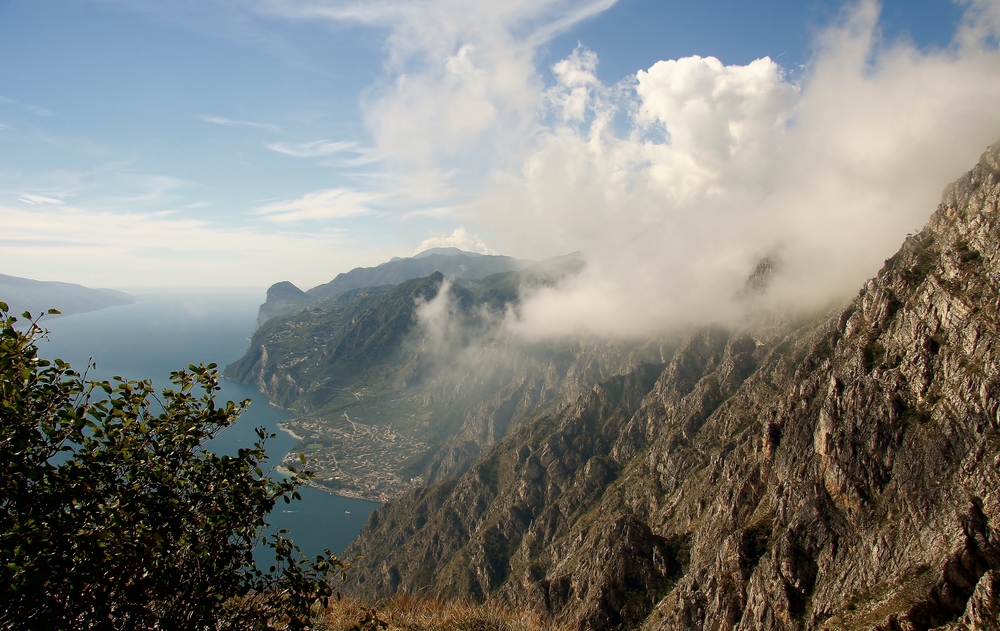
<box><xmin>0</xmin><ymin>274</ymin><xmax>135</xmax><ymax>317</ymax></box>
<box><xmin>255</xmin><ymin>251</ymin><xmax>533</xmax><ymax>328</ymax></box>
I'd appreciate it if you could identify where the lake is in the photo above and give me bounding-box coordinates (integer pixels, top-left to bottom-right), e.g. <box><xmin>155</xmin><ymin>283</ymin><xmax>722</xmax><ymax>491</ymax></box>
<box><xmin>35</xmin><ymin>290</ymin><xmax>379</xmax><ymax>559</ymax></box>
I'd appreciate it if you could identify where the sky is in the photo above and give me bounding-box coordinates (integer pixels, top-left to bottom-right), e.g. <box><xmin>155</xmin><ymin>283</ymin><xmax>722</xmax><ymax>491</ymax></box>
<box><xmin>2</xmin><ymin>0</ymin><xmax>1000</xmax><ymax>335</ymax></box>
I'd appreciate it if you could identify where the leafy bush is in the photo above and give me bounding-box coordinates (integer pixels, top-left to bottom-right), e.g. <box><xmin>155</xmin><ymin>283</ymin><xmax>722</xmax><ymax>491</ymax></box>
<box><xmin>0</xmin><ymin>303</ymin><xmax>336</xmax><ymax>630</ymax></box>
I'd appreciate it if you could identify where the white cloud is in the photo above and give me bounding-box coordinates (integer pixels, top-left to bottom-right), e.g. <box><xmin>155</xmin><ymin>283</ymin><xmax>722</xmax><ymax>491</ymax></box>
<box><xmin>414</xmin><ymin>227</ymin><xmax>495</xmax><ymax>255</ymax></box>
<box><xmin>265</xmin><ymin>139</ymin><xmax>359</xmax><ymax>158</ymax></box>
<box><xmin>634</xmin><ymin>55</ymin><xmax>798</xmax><ymax>199</ymax></box>
<box><xmin>264</xmin><ymin>139</ymin><xmax>383</xmax><ymax>166</ymax></box>
<box><xmin>364</xmin><ymin>41</ymin><xmax>537</xmax><ymax>169</ymax></box>
<box><xmin>199</xmin><ymin>114</ymin><xmax>279</xmax><ymax>131</ymax></box>
<box><xmin>414</xmin><ymin>277</ymin><xmax>461</xmax><ymax>360</ymax></box>
<box><xmin>19</xmin><ymin>0</ymin><xmax>1000</xmax><ymax>319</ymax></box>
<box><xmin>18</xmin><ymin>193</ymin><xmax>65</xmax><ymax>206</ymax></box>
<box><xmin>957</xmin><ymin>0</ymin><xmax>1000</xmax><ymax>46</ymax></box>
<box><xmin>256</xmin><ymin>187</ymin><xmax>383</xmax><ymax>222</ymax></box>
<box><xmin>547</xmin><ymin>47</ymin><xmax>603</xmax><ymax>124</ymax></box>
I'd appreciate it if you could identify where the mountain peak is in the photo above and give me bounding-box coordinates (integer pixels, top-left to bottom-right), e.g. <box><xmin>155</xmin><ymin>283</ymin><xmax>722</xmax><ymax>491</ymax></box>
<box><xmin>393</xmin><ymin>247</ymin><xmax>487</xmax><ymax>261</ymax></box>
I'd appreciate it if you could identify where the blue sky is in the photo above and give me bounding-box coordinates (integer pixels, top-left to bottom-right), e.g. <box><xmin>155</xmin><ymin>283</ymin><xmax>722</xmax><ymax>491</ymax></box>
<box><xmin>1</xmin><ymin>0</ymin><xmax>998</xmax><ymax>309</ymax></box>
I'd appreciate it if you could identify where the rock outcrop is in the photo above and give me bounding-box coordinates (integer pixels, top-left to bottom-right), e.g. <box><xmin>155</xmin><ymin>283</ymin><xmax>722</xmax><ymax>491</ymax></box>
<box><xmin>343</xmin><ymin>142</ymin><xmax>1000</xmax><ymax>630</ymax></box>
<box><xmin>255</xmin><ymin>281</ymin><xmax>314</xmax><ymax>329</ymax></box>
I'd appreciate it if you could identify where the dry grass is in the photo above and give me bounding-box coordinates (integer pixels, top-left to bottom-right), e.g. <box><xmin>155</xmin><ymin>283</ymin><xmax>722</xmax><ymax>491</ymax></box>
<box><xmin>319</xmin><ymin>593</ymin><xmax>572</xmax><ymax>631</ymax></box>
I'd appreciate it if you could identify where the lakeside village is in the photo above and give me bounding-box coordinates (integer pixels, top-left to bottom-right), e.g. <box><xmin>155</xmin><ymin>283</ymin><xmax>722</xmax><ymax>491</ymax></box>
<box><xmin>277</xmin><ymin>414</ymin><xmax>427</xmax><ymax>503</ymax></box>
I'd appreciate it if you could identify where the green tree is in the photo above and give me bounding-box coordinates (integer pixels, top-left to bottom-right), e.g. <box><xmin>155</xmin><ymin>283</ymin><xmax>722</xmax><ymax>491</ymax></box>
<box><xmin>0</xmin><ymin>303</ymin><xmax>337</xmax><ymax>630</ymax></box>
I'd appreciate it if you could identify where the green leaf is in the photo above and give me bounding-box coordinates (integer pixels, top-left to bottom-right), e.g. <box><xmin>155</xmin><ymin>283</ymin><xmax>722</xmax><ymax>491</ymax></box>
<box><xmin>0</xmin><ymin>323</ymin><xmax>336</xmax><ymax>628</ymax></box>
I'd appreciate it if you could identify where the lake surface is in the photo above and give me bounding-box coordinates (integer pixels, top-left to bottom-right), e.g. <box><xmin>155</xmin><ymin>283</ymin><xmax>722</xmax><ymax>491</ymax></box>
<box><xmin>36</xmin><ymin>290</ymin><xmax>379</xmax><ymax>559</ymax></box>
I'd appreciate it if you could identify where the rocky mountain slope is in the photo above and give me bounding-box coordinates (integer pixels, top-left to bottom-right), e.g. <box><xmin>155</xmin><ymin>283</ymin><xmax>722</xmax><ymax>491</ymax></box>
<box><xmin>342</xmin><ymin>143</ymin><xmax>1000</xmax><ymax>630</ymax></box>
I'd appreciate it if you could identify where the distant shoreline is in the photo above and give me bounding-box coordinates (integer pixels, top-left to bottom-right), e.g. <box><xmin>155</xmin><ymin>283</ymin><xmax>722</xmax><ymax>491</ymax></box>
<box><xmin>277</xmin><ymin>422</ymin><xmax>303</xmax><ymax>441</ymax></box>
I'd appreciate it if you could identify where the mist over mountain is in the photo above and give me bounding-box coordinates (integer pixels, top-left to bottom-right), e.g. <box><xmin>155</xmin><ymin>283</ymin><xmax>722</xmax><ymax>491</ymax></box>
<box><xmin>0</xmin><ymin>274</ymin><xmax>134</xmax><ymax>317</ymax></box>
<box><xmin>332</xmin><ymin>144</ymin><xmax>1000</xmax><ymax>629</ymax></box>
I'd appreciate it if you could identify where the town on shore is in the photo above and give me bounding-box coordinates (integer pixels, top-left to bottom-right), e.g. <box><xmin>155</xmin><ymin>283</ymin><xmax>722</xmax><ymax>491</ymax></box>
<box><xmin>278</xmin><ymin>418</ymin><xmax>426</xmax><ymax>503</ymax></box>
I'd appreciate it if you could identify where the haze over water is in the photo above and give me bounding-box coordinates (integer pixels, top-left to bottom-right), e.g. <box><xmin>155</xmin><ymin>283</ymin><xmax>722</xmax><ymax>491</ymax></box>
<box><xmin>36</xmin><ymin>290</ymin><xmax>378</xmax><ymax>559</ymax></box>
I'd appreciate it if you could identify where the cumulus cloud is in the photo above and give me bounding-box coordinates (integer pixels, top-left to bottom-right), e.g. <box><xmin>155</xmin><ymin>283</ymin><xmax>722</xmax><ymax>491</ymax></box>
<box><xmin>363</xmin><ymin>40</ymin><xmax>537</xmax><ymax>171</ymax></box>
<box><xmin>957</xmin><ymin>0</ymin><xmax>1000</xmax><ymax>45</ymax></box>
<box><xmin>256</xmin><ymin>187</ymin><xmax>383</xmax><ymax>222</ymax></box>
<box><xmin>634</xmin><ymin>55</ymin><xmax>798</xmax><ymax>197</ymax></box>
<box><xmin>414</xmin><ymin>227</ymin><xmax>495</xmax><ymax>255</ymax></box>
<box><xmin>547</xmin><ymin>46</ymin><xmax>603</xmax><ymax>124</ymax></box>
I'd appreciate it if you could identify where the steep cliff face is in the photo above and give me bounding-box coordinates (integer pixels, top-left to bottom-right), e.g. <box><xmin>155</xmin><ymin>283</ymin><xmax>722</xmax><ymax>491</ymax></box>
<box><xmin>344</xmin><ymin>143</ymin><xmax>1000</xmax><ymax>630</ymax></box>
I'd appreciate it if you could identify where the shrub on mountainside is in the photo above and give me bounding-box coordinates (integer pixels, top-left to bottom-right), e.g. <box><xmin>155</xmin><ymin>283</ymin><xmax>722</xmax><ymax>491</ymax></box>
<box><xmin>0</xmin><ymin>302</ymin><xmax>336</xmax><ymax>630</ymax></box>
